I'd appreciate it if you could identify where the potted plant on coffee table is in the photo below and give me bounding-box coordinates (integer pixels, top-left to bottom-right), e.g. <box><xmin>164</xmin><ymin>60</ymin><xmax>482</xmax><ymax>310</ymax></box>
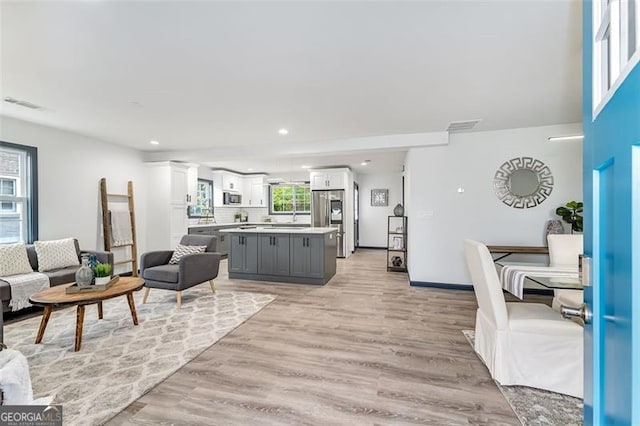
<box><xmin>93</xmin><ymin>263</ymin><xmax>112</xmax><ymax>285</ymax></box>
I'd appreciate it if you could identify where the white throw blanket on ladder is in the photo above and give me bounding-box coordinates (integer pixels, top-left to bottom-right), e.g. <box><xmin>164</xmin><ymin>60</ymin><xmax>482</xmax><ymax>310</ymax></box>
<box><xmin>4</xmin><ymin>272</ymin><xmax>50</xmax><ymax>311</ymax></box>
<box><xmin>110</xmin><ymin>210</ymin><xmax>133</xmax><ymax>246</ymax></box>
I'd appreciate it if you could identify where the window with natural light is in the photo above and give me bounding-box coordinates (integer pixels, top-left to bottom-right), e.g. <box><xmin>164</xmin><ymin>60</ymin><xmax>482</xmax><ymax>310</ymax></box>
<box><xmin>188</xmin><ymin>178</ymin><xmax>214</xmax><ymax>217</ymax></box>
<box><xmin>270</xmin><ymin>184</ymin><xmax>311</xmax><ymax>214</ymax></box>
<box><xmin>593</xmin><ymin>0</ymin><xmax>640</xmax><ymax>116</ymax></box>
<box><xmin>0</xmin><ymin>142</ymin><xmax>38</xmax><ymax>243</ymax></box>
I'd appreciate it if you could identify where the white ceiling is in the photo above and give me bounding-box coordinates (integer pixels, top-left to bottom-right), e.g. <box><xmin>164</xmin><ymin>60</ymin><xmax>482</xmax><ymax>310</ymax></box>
<box><xmin>206</xmin><ymin>149</ymin><xmax>408</xmax><ymax>175</ymax></box>
<box><xmin>1</xmin><ymin>0</ymin><xmax>582</xmax><ymax>173</ymax></box>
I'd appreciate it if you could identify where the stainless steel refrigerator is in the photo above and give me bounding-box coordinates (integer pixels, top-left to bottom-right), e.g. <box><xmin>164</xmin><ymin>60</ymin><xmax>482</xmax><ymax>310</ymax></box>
<box><xmin>312</xmin><ymin>190</ymin><xmax>345</xmax><ymax>257</ymax></box>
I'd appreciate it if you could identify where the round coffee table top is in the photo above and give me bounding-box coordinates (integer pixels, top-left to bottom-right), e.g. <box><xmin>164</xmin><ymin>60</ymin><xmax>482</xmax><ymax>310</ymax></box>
<box><xmin>29</xmin><ymin>276</ymin><xmax>144</xmax><ymax>306</ymax></box>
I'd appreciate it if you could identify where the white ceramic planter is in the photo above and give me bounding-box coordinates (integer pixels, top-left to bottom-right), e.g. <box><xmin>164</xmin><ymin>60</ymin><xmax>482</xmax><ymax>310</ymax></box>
<box><xmin>95</xmin><ymin>276</ymin><xmax>111</xmax><ymax>285</ymax></box>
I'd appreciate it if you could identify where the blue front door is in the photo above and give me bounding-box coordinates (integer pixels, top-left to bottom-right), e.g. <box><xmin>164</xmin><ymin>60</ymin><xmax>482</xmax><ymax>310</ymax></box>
<box><xmin>583</xmin><ymin>2</ymin><xmax>640</xmax><ymax>424</ymax></box>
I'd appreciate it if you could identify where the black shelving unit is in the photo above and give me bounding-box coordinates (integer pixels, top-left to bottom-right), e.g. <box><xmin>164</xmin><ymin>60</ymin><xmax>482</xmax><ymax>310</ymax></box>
<box><xmin>387</xmin><ymin>216</ymin><xmax>407</xmax><ymax>272</ymax></box>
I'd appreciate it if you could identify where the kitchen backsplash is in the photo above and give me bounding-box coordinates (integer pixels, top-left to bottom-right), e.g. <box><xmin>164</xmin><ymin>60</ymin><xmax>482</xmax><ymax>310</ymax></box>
<box><xmin>187</xmin><ymin>207</ymin><xmax>311</xmax><ymax>225</ymax></box>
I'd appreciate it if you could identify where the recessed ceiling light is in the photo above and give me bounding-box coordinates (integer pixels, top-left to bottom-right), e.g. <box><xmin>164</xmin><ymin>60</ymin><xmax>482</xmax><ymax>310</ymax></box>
<box><xmin>248</xmin><ymin>168</ymin><xmax>254</xmax><ymax>171</ymax></box>
<box><xmin>301</xmin><ymin>165</ymin><xmax>311</xmax><ymax>169</ymax></box>
<box><xmin>278</xmin><ymin>128</ymin><xmax>289</xmax><ymax>135</ymax></box>
<box><xmin>361</xmin><ymin>160</ymin><xmax>371</xmax><ymax>166</ymax></box>
<box><xmin>150</xmin><ymin>140</ymin><xmax>160</xmax><ymax>145</ymax></box>
<box><xmin>547</xmin><ymin>135</ymin><xmax>584</xmax><ymax>141</ymax></box>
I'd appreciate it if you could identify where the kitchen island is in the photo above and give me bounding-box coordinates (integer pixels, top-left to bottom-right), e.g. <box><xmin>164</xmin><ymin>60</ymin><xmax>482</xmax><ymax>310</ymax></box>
<box><xmin>188</xmin><ymin>222</ymin><xmax>310</xmax><ymax>257</ymax></box>
<box><xmin>220</xmin><ymin>227</ymin><xmax>337</xmax><ymax>285</ymax></box>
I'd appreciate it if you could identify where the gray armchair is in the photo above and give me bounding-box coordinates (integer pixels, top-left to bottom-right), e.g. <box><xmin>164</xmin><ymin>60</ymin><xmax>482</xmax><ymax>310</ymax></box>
<box><xmin>140</xmin><ymin>235</ymin><xmax>221</xmax><ymax>309</ymax></box>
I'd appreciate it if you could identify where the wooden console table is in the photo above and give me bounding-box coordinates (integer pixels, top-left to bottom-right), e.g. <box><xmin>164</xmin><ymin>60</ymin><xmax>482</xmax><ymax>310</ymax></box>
<box><xmin>487</xmin><ymin>245</ymin><xmax>549</xmax><ymax>262</ymax></box>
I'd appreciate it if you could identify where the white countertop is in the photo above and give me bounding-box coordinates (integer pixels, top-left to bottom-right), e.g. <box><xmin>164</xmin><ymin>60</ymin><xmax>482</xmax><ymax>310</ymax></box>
<box><xmin>189</xmin><ymin>222</ymin><xmax>310</xmax><ymax>228</ymax></box>
<box><xmin>219</xmin><ymin>226</ymin><xmax>336</xmax><ymax>234</ymax></box>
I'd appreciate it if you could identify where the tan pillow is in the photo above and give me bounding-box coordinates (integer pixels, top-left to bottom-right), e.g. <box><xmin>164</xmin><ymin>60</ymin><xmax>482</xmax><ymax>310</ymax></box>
<box><xmin>0</xmin><ymin>243</ymin><xmax>34</xmax><ymax>276</ymax></box>
<box><xmin>34</xmin><ymin>238</ymin><xmax>80</xmax><ymax>272</ymax></box>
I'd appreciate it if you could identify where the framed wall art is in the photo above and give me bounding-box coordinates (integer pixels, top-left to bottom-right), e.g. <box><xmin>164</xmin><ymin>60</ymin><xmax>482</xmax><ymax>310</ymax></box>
<box><xmin>371</xmin><ymin>188</ymin><xmax>388</xmax><ymax>206</ymax></box>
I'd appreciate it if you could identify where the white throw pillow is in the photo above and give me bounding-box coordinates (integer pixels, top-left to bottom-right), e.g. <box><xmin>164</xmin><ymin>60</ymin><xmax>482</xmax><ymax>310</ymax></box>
<box><xmin>169</xmin><ymin>244</ymin><xmax>207</xmax><ymax>264</ymax></box>
<box><xmin>0</xmin><ymin>243</ymin><xmax>34</xmax><ymax>277</ymax></box>
<box><xmin>34</xmin><ymin>238</ymin><xmax>80</xmax><ymax>272</ymax></box>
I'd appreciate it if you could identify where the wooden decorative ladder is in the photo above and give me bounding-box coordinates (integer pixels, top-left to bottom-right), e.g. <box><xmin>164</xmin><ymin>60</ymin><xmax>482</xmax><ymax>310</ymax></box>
<box><xmin>100</xmin><ymin>178</ymin><xmax>138</xmax><ymax>277</ymax></box>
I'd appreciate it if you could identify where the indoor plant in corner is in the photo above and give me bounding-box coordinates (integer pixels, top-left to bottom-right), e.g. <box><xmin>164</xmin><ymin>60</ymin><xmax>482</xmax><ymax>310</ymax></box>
<box><xmin>555</xmin><ymin>201</ymin><xmax>583</xmax><ymax>234</ymax></box>
<box><xmin>93</xmin><ymin>262</ymin><xmax>112</xmax><ymax>285</ymax></box>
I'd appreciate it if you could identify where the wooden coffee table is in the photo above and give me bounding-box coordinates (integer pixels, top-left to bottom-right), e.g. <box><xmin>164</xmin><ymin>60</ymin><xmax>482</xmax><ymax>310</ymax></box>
<box><xmin>29</xmin><ymin>277</ymin><xmax>144</xmax><ymax>351</ymax></box>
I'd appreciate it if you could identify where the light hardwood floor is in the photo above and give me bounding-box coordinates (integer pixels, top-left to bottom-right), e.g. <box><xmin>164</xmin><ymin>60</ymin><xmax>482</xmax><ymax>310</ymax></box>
<box><xmin>108</xmin><ymin>249</ymin><xmax>524</xmax><ymax>425</ymax></box>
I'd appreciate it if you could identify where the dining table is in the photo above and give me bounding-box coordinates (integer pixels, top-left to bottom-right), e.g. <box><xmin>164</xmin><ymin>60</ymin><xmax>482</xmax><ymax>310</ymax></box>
<box><xmin>496</xmin><ymin>261</ymin><xmax>582</xmax><ymax>298</ymax></box>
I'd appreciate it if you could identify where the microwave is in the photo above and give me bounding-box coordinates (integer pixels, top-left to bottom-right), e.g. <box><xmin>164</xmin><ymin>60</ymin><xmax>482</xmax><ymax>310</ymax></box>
<box><xmin>223</xmin><ymin>192</ymin><xmax>242</xmax><ymax>205</ymax></box>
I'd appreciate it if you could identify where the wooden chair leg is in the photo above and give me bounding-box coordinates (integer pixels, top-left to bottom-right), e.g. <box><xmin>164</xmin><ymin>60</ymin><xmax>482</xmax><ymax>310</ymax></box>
<box><xmin>176</xmin><ymin>291</ymin><xmax>182</xmax><ymax>309</ymax></box>
<box><xmin>209</xmin><ymin>280</ymin><xmax>216</xmax><ymax>293</ymax></box>
<box><xmin>142</xmin><ymin>287</ymin><xmax>150</xmax><ymax>304</ymax></box>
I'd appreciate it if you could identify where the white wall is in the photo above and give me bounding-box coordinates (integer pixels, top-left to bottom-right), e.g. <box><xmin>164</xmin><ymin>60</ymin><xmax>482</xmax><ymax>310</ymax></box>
<box><xmin>0</xmin><ymin>117</ymin><xmax>148</xmax><ymax>271</ymax></box>
<box><xmin>357</xmin><ymin>172</ymin><xmax>403</xmax><ymax>247</ymax></box>
<box><xmin>406</xmin><ymin>123</ymin><xmax>583</xmax><ymax>286</ymax></box>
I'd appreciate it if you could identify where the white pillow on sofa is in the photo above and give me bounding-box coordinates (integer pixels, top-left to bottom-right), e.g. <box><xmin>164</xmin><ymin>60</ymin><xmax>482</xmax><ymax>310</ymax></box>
<box><xmin>34</xmin><ymin>238</ymin><xmax>80</xmax><ymax>272</ymax></box>
<box><xmin>0</xmin><ymin>243</ymin><xmax>34</xmax><ymax>277</ymax></box>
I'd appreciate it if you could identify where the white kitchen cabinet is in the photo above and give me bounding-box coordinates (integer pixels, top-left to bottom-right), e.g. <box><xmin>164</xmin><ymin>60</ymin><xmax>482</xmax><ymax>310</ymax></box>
<box><xmin>169</xmin><ymin>205</ymin><xmax>188</xmax><ymax>248</ymax></box>
<box><xmin>222</xmin><ymin>173</ymin><xmax>242</xmax><ymax>192</ymax></box>
<box><xmin>310</xmin><ymin>170</ymin><xmax>346</xmax><ymax>190</ymax></box>
<box><xmin>186</xmin><ymin>164</ymin><xmax>199</xmax><ymax>206</ymax></box>
<box><xmin>214</xmin><ymin>171</ymin><xmax>267</xmax><ymax>207</ymax></box>
<box><xmin>145</xmin><ymin>161</ymin><xmax>190</xmax><ymax>251</ymax></box>
<box><xmin>311</xmin><ymin>173</ymin><xmax>328</xmax><ymax>190</ymax></box>
<box><xmin>245</xmin><ymin>176</ymin><xmax>267</xmax><ymax>207</ymax></box>
<box><xmin>250</xmin><ymin>181</ymin><xmax>266</xmax><ymax>206</ymax></box>
<box><xmin>170</xmin><ymin>167</ymin><xmax>188</xmax><ymax>204</ymax></box>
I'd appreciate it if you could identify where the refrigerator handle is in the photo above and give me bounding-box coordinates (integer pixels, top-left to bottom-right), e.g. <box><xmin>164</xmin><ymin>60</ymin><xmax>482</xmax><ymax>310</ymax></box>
<box><xmin>326</xmin><ymin>197</ymin><xmax>330</xmax><ymax>227</ymax></box>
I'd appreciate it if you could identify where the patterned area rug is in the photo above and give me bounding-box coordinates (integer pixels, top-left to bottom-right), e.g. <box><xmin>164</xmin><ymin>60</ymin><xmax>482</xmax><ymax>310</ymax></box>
<box><xmin>462</xmin><ymin>330</ymin><xmax>583</xmax><ymax>426</ymax></box>
<box><xmin>3</xmin><ymin>287</ymin><xmax>275</xmax><ymax>425</ymax></box>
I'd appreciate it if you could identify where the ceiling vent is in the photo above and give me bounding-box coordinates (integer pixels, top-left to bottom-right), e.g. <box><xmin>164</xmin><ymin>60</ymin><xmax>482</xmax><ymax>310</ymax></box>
<box><xmin>3</xmin><ymin>96</ymin><xmax>43</xmax><ymax>110</ymax></box>
<box><xmin>446</xmin><ymin>119</ymin><xmax>482</xmax><ymax>133</ymax></box>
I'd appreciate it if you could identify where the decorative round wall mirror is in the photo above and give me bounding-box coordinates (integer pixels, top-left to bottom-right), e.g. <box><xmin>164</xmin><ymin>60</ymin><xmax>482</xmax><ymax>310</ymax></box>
<box><xmin>493</xmin><ymin>157</ymin><xmax>553</xmax><ymax>208</ymax></box>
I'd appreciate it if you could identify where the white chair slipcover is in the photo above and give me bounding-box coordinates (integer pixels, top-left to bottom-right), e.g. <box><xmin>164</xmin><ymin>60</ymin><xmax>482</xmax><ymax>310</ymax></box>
<box><xmin>0</xmin><ymin>349</ymin><xmax>52</xmax><ymax>405</ymax></box>
<box><xmin>547</xmin><ymin>234</ymin><xmax>584</xmax><ymax>311</ymax></box>
<box><xmin>464</xmin><ymin>239</ymin><xmax>583</xmax><ymax>398</ymax></box>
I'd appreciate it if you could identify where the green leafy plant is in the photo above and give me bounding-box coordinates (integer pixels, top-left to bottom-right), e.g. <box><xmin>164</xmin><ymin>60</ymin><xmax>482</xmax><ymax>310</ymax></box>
<box><xmin>93</xmin><ymin>262</ymin><xmax>112</xmax><ymax>278</ymax></box>
<box><xmin>556</xmin><ymin>201</ymin><xmax>583</xmax><ymax>233</ymax></box>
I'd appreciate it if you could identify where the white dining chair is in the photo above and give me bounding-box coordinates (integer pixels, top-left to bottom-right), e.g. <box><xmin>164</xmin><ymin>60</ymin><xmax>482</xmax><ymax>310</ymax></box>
<box><xmin>547</xmin><ymin>234</ymin><xmax>584</xmax><ymax>311</ymax></box>
<box><xmin>463</xmin><ymin>239</ymin><xmax>583</xmax><ymax>398</ymax></box>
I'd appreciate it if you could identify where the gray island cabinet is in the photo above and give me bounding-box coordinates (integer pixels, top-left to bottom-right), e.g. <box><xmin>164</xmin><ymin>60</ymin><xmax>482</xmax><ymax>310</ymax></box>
<box><xmin>221</xmin><ymin>227</ymin><xmax>337</xmax><ymax>285</ymax></box>
<box><xmin>188</xmin><ymin>222</ymin><xmax>311</xmax><ymax>257</ymax></box>
<box><xmin>228</xmin><ymin>233</ymin><xmax>258</xmax><ymax>274</ymax></box>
